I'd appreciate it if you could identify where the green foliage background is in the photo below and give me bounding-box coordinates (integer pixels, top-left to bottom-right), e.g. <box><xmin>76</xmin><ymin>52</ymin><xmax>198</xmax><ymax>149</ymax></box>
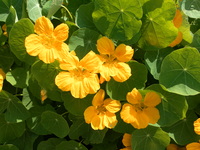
<box><xmin>0</xmin><ymin>0</ymin><xmax>200</xmax><ymax>149</ymax></box>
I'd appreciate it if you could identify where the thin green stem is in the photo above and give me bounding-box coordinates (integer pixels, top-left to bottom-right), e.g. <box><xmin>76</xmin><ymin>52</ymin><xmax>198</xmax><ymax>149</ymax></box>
<box><xmin>61</xmin><ymin>5</ymin><xmax>74</xmax><ymax>22</ymax></box>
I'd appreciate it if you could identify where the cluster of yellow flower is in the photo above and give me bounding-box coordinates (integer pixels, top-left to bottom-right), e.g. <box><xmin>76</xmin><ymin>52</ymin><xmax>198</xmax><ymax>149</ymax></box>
<box><xmin>24</xmin><ymin>16</ymin><xmax>162</xmax><ymax>131</ymax></box>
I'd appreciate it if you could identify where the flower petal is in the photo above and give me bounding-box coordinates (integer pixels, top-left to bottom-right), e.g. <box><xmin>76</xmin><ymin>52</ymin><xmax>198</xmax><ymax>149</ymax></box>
<box><xmin>169</xmin><ymin>31</ymin><xmax>183</xmax><ymax>47</ymax></box>
<box><xmin>103</xmin><ymin>111</ymin><xmax>118</xmax><ymax>129</ymax></box>
<box><xmin>97</xmin><ymin>37</ymin><xmax>115</xmax><ymax>55</ymax></box>
<box><xmin>126</xmin><ymin>88</ymin><xmax>142</xmax><ymax>104</ymax></box>
<box><xmin>130</xmin><ymin>111</ymin><xmax>149</xmax><ymax>129</ymax></box>
<box><xmin>70</xmin><ymin>79</ymin><xmax>88</xmax><ymax>98</ymax></box>
<box><xmin>104</xmin><ymin>98</ymin><xmax>121</xmax><ymax>113</ymax></box>
<box><xmin>112</xmin><ymin>62</ymin><xmax>131</xmax><ymax>82</ymax></box>
<box><xmin>144</xmin><ymin>91</ymin><xmax>161</xmax><ymax>107</ymax></box>
<box><xmin>173</xmin><ymin>9</ymin><xmax>182</xmax><ymax>28</ymax></box>
<box><xmin>0</xmin><ymin>69</ymin><xmax>5</xmax><ymax>92</ymax></box>
<box><xmin>84</xmin><ymin>106</ymin><xmax>98</xmax><ymax>124</ymax></box>
<box><xmin>55</xmin><ymin>71</ymin><xmax>73</xmax><ymax>92</ymax></box>
<box><xmin>38</xmin><ymin>47</ymin><xmax>56</xmax><ymax>63</ymax></box>
<box><xmin>194</xmin><ymin>118</ymin><xmax>200</xmax><ymax>135</ymax></box>
<box><xmin>60</xmin><ymin>53</ymin><xmax>79</xmax><ymax>71</ymax></box>
<box><xmin>83</xmin><ymin>73</ymin><xmax>100</xmax><ymax>94</ymax></box>
<box><xmin>53</xmin><ymin>23</ymin><xmax>69</xmax><ymax>41</ymax></box>
<box><xmin>143</xmin><ymin>107</ymin><xmax>160</xmax><ymax>124</ymax></box>
<box><xmin>80</xmin><ymin>51</ymin><xmax>102</xmax><ymax>73</ymax></box>
<box><xmin>25</xmin><ymin>34</ymin><xmax>43</xmax><ymax>56</ymax></box>
<box><xmin>166</xmin><ymin>144</ymin><xmax>179</xmax><ymax>150</ymax></box>
<box><xmin>91</xmin><ymin>114</ymin><xmax>105</xmax><ymax>130</ymax></box>
<box><xmin>120</xmin><ymin>103</ymin><xmax>137</xmax><ymax>124</ymax></box>
<box><xmin>186</xmin><ymin>142</ymin><xmax>200</xmax><ymax>150</ymax></box>
<box><xmin>92</xmin><ymin>89</ymin><xmax>105</xmax><ymax>106</ymax></box>
<box><xmin>122</xmin><ymin>133</ymin><xmax>132</xmax><ymax>147</ymax></box>
<box><xmin>114</xmin><ymin>44</ymin><xmax>134</xmax><ymax>62</ymax></box>
<box><xmin>34</xmin><ymin>16</ymin><xmax>53</xmax><ymax>35</ymax></box>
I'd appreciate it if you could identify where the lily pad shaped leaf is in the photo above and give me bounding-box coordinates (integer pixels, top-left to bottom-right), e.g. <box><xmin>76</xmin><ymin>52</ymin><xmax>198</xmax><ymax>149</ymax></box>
<box><xmin>159</xmin><ymin>47</ymin><xmax>200</xmax><ymax>96</ymax></box>
<box><xmin>92</xmin><ymin>0</ymin><xmax>143</xmax><ymax>41</ymax></box>
<box><xmin>181</xmin><ymin>0</ymin><xmax>200</xmax><ymax>19</ymax></box>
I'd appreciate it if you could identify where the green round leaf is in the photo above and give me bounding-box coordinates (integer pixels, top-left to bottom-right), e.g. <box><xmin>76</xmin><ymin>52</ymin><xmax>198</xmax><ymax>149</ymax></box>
<box><xmin>68</xmin><ymin>28</ymin><xmax>101</xmax><ymax>59</ymax></box>
<box><xmin>92</xmin><ymin>0</ymin><xmax>143</xmax><ymax>41</ymax></box>
<box><xmin>37</xmin><ymin>138</ymin><xmax>65</xmax><ymax>150</ymax></box>
<box><xmin>190</xmin><ymin>29</ymin><xmax>200</xmax><ymax>51</ymax></box>
<box><xmin>9</xmin><ymin>18</ymin><xmax>36</xmax><ymax>65</ymax></box>
<box><xmin>181</xmin><ymin>0</ymin><xmax>200</xmax><ymax>18</ymax></box>
<box><xmin>62</xmin><ymin>92</ymin><xmax>92</xmax><ymax>116</ymax></box>
<box><xmin>163</xmin><ymin>110</ymin><xmax>200</xmax><ymax>145</ymax></box>
<box><xmin>131</xmin><ymin>126</ymin><xmax>170</xmax><ymax>150</ymax></box>
<box><xmin>56</xmin><ymin>141</ymin><xmax>87</xmax><ymax>150</ymax></box>
<box><xmin>147</xmin><ymin>84</ymin><xmax>188</xmax><ymax>127</ymax></box>
<box><xmin>0</xmin><ymin>144</ymin><xmax>19</xmax><ymax>150</ymax></box>
<box><xmin>27</xmin><ymin>0</ymin><xmax>42</xmax><ymax>22</ymax></box>
<box><xmin>106</xmin><ymin>61</ymin><xmax>147</xmax><ymax>100</ymax></box>
<box><xmin>159</xmin><ymin>47</ymin><xmax>200</xmax><ymax>96</ymax></box>
<box><xmin>0</xmin><ymin>114</ymin><xmax>25</xmax><ymax>143</ymax></box>
<box><xmin>0</xmin><ymin>91</ymin><xmax>30</xmax><ymax>123</ymax></box>
<box><xmin>41</xmin><ymin>111</ymin><xmax>70</xmax><ymax>138</ymax></box>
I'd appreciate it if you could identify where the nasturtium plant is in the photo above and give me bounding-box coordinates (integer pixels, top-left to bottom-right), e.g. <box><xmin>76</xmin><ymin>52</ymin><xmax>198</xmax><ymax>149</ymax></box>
<box><xmin>1</xmin><ymin>0</ymin><xmax>200</xmax><ymax>149</ymax></box>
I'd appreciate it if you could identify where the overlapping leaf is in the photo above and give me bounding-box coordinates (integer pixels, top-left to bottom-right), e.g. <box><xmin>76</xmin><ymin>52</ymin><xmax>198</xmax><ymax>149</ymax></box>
<box><xmin>181</xmin><ymin>0</ymin><xmax>200</xmax><ymax>18</ymax></box>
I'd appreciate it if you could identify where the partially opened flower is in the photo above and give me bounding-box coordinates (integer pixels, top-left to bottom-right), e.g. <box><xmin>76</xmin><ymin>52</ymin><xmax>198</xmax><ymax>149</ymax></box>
<box><xmin>120</xmin><ymin>88</ymin><xmax>161</xmax><ymax>129</ymax></box>
<box><xmin>55</xmin><ymin>51</ymin><xmax>102</xmax><ymax>98</ymax></box>
<box><xmin>25</xmin><ymin>16</ymin><xmax>69</xmax><ymax>63</ymax></box>
<box><xmin>84</xmin><ymin>89</ymin><xmax>121</xmax><ymax>130</ymax></box>
<box><xmin>0</xmin><ymin>69</ymin><xmax>6</xmax><ymax>92</ymax></box>
<box><xmin>194</xmin><ymin>118</ymin><xmax>200</xmax><ymax>135</ymax></box>
<box><xmin>186</xmin><ymin>141</ymin><xmax>200</xmax><ymax>150</ymax></box>
<box><xmin>97</xmin><ymin>37</ymin><xmax>134</xmax><ymax>83</ymax></box>
<box><xmin>2</xmin><ymin>24</ymin><xmax>8</xmax><ymax>37</ymax></box>
<box><xmin>120</xmin><ymin>133</ymin><xmax>132</xmax><ymax>150</ymax></box>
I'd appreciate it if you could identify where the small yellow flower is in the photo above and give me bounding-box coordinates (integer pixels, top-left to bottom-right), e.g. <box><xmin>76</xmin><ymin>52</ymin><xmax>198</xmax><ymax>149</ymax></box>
<box><xmin>84</xmin><ymin>89</ymin><xmax>121</xmax><ymax>130</ymax></box>
<box><xmin>40</xmin><ymin>89</ymin><xmax>47</xmax><ymax>102</ymax></box>
<box><xmin>194</xmin><ymin>118</ymin><xmax>200</xmax><ymax>135</ymax></box>
<box><xmin>97</xmin><ymin>37</ymin><xmax>134</xmax><ymax>83</ymax></box>
<box><xmin>2</xmin><ymin>24</ymin><xmax>8</xmax><ymax>37</ymax></box>
<box><xmin>167</xmin><ymin>144</ymin><xmax>186</xmax><ymax>150</ymax></box>
<box><xmin>120</xmin><ymin>88</ymin><xmax>161</xmax><ymax>129</ymax></box>
<box><xmin>55</xmin><ymin>51</ymin><xmax>102</xmax><ymax>98</ymax></box>
<box><xmin>186</xmin><ymin>141</ymin><xmax>200</xmax><ymax>150</ymax></box>
<box><xmin>120</xmin><ymin>133</ymin><xmax>132</xmax><ymax>150</ymax></box>
<box><xmin>25</xmin><ymin>16</ymin><xmax>69</xmax><ymax>63</ymax></box>
<box><xmin>0</xmin><ymin>69</ymin><xmax>6</xmax><ymax>92</ymax></box>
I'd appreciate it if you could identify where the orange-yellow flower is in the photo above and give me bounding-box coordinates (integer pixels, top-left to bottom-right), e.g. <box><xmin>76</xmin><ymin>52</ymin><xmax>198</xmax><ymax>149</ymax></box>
<box><xmin>194</xmin><ymin>118</ymin><xmax>200</xmax><ymax>135</ymax></box>
<box><xmin>167</xmin><ymin>144</ymin><xmax>186</xmax><ymax>150</ymax></box>
<box><xmin>186</xmin><ymin>141</ymin><xmax>200</xmax><ymax>150</ymax></box>
<box><xmin>120</xmin><ymin>133</ymin><xmax>132</xmax><ymax>150</ymax></box>
<box><xmin>84</xmin><ymin>89</ymin><xmax>121</xmax><ymax>130</ymax></box>
<box><xmin>55</xmin><ymin>51</ymin><xmax>102</xmax><ymax>99</ymax></box>
<box><xmin>2</xmin><ymin>24</ymin><xmax>8</xmax><ymax>37</ymax></box>
<box><xmin>25</xmin><ymin>16</ymin><xmax>69</xmax><ymax>63</ymax></box>
<box><xmin>120</xmin><ymin>88</ymin><xmax>161</xmax><ymax>129</ymax></box>
<box><xmin>0</xmin><ymin>69</ymin><xmax>5</xmax><ymax>92</ymax></box>
<box><xmin>97</xmin><ymin>37</ymin><xmax>134</xmax><ymax>83</ymax></box>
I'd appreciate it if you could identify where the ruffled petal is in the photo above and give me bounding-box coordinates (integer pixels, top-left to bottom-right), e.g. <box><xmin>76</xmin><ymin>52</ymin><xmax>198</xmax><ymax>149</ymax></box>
<box><xmin>70</xmin><ymin>79</ymin><xmax>88</xmax><ymax>99</ymax></box>
<box><xmin>0</xmin><ymin>69</ymin><xmax>5</xmax><ymax>92</ymax></box>
<box><xmin>25</xmin><ymin>34</ymin><xmax>43</xmax><ymax>56</ymax></box>
<box><xmin>130</xmin><ymin>111</ymin><xmax>149</xmax><ymax>129</ymax></box>
<box><xmin>112</xmin><ymin>62</ymin><xmax>131</xmax><ymax>82</ymax></box>
<box><xmin>144</xmin><ymin>91</ymin><xmax>161</xmax><ymax>107</ymax></box>
<box><xmin>97</xmin><ymin>37</ymin><xmax>115</xmax><ymax>55</ymax></box>
<box><xmin>122</xmin><ymin>133</ymin><xmax>132</xmax><ymax>147</ymax></box>
<box><xmin>186</xmin><ymin>142</ymin><xmax>200</xmax><ymax>150</ymax></box>
<box><xmin>194</xmin><ymin>118</ymin><xmax>200</xmax><ymax>135</ymax></box>
<box><xmin>80</xmin><ymin>51</ymin><xmax>102</xmax><ymax>73</ymax></box>
<box><xmin>169</xmin><ymin>31</ymin><xmax>183</xmax><ymax>47</ymax></box>
<box><xmin>56</xmin><ymin>42</ymin><xmax>69</xmax><ymax>62</ymax></box>
<box><xmin>92</xmin><ymin>89</ymin><xmax>105</xmax><ymax>107</ymax></box>
<box><xmin>114</xmin><ymin>44</ymin><xmax>134</xmax><ymax>62</ymax></box>
<box><xmin>34</xmin><ymin>16</ymin><xmax>53</xmax><ymax>35</ymax></box>
<box><xmin>99</xmin><ymin>62</ymin><xmax>117</xmax><ymax>81</ymax></box>
<box><xmin>173</xmin><ymin>9</ymin><xmax>182</xmax><ymax>28</ymax></box>
<box><xmin>83</xmin><ymin>73</ymin><xmax>100</xmax><ymax>94</ymax></box>
<box><xmin>91</xmin><ymin>114</ymin><xmax>105</xmax><ymax>130</ymax></box>
<box><xmin>54</xmin><ymin>23</ymin><xmax>69</xmax><ymax>41</ymax></box>
<box><xmin>38</xmin><ymin>47</ymin><xmax>55</xmax><ymax>63</ymax></box>
<box><xmin>126</xmin><ymin>88</ymin><xmax>142</xmax><ymax>104</ymax></box>
<box><xmin>55</xmin><ymin>71</ymin><xmax>73</xmax><ymax>92</ymax></box>
<box><xmin>84</xmin><ymin>106</ymin><xmax>98</xmax><ymax>124</ymax></box>
<box><xmin>120</xmin><ymin>103</ymin><xmax>137</xmax><ymax>124</ymax></box>
<box><xmin>143</xmin><ymin>107</ymin><xmax>160</xmax><ymax>124</ymax></box>
<box><xmin>103</xmin><ymin>111</ymin><xmax>118</xmax><ymax>129</ymax></box>
<box><xmin>104</xmin><ymin>98</ymin><xmax>121</xmax><ymax>113</ymax></box>
<box><xmin>60</xmin><ymin>53</ymin><xmax>79</xmax><ymax>71</ymax></box>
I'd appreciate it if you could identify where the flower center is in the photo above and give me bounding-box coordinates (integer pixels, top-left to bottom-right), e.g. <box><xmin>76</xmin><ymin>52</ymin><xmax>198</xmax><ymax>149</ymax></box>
<box><xmin>71</xmin><ymin>67</ymin><xmax>88</xmax><ymax>81</ymax></box>
<box><xmin>97</xmin><ymin>104</ymin><xmax>107</xmax><ymax>115</ymax></box>
<box><xmin>42</xmin><ymin>34</ymin><xmax>56</xmax><ymax>49</ymax></box>
<box><xmin>102</xmin><ymin>54</ymin><xmax>116</xmax><ymax>63</ymax></box>
<box><xmin>133</xmin><ymin>102</ymin><xmax>147</xmax><ymax>112</ymax></box>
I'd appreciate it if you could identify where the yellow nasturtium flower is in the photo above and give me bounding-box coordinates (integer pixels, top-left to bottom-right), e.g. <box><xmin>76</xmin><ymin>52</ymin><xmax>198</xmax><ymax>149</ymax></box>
<box><xmin>120</xmin><ymin>133</ymin><xmax>132</xmax><ymax>150</ymax></box>
<box><xmin>186</xmin><ymin>141</ymin><xmax>200</xmax><ymax>150</ymax></box>
<box><xmin>120</xmin><ymin>88</ymin><xmax>161</xmax><ymax>129</ymax></box>
<box><xmin>84</xmin><ymin>89</ymin><xmax>121</xmax><ymax>130</ymax></box>
<box><xmin>194</xmin><ymin>118</ymin><xmax>200</xmax><ymax>135</ymax></box>
<box><xmin>55</xmin><ymin>51</ymin><xmax>102</xmax><ymax>99</ymax></box>
<box><xmin>25</xmin><ymin>16</ymin><xmax>69</xmax><ymax>63</ymax></box>
<box><xmin>0</xmin><ymin>69</ymin><xmax>5</xmax><ymax>92</ymax></box>
<box><xmin>97</xmin><ymin>37</ymin><xmax>134</xmax><ymax>83</ymax></box>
